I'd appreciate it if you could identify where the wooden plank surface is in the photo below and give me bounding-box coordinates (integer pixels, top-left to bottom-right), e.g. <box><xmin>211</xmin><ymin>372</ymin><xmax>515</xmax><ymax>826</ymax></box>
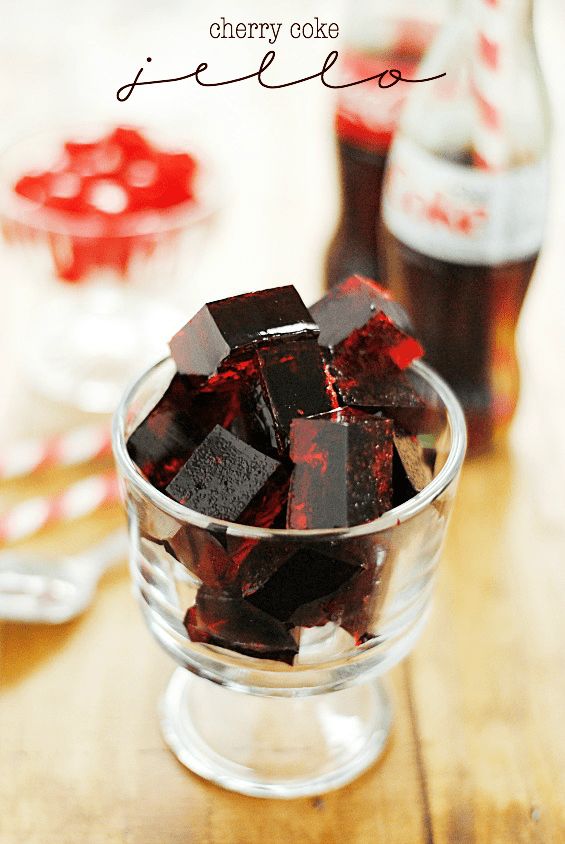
<box><xmin>0</xmin><ymin>443</ymin><xmax>564</xmax><ymax>843</ymax></box>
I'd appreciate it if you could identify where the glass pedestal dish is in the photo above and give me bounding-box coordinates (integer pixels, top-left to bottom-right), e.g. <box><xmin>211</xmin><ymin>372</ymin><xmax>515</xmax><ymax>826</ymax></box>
<box><xmin>0</xmin><ymin>125</ymin><xmax>218</xmax><ymax>412</ymax></box>
<box><xmin>113</xmin><ymin>357</ymin><xmax>466</xmax><ymax>798</ymax></box>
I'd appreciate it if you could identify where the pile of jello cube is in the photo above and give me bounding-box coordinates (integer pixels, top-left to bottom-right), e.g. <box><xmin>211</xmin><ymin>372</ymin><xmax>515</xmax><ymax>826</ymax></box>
<box><xmin>128</xmin><ymin>277</ymin><xmax>435</xmax><ymax>663</ymax></box>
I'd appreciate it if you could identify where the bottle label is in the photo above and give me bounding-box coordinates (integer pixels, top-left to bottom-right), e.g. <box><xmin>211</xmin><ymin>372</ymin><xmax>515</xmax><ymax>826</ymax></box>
<box><xmin>336</xmin><ymin>53</ymin><xmax>418</xmax><ymax>152</ymax></box>
<box><xmin>382</xmin><ymin>136</ymin><xmax>548</xmax><ymax>265</ymax></box>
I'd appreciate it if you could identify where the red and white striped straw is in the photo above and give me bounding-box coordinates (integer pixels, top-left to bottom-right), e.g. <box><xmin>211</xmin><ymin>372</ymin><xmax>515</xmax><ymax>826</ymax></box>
<box><xmin>471</xmin><ymin>0</ymin><xmax>511</xmax><ymax>170</ymax></box>
<box><xmin>0</xmin><ymin>424</ymin><xmax>112</xmax><ymax>481</ymax></box>
<box><xmin>0</xmin><ymin>471</ymin><xmax>120</xmax><ymax>544</ymax></box>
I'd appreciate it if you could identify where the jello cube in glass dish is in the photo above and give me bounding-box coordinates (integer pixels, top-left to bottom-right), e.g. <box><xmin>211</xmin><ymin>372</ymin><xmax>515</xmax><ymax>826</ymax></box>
<box><xmin>0</xmin><ymin>124</ymin><xmax>219</xmax><ymax>411</ymax></box>
<box><xmin>287</xmin><ymin>410</ymin><xmax>394</xmax><ymax>529</ymax></box>
<box><xmin>170</xmin><ymin>285</ymin><xmax>318</xmax><ymax>378</ymax></box>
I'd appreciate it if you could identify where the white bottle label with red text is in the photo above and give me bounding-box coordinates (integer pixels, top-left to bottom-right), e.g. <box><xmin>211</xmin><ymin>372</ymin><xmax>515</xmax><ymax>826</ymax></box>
<box><xmin>382</xmin><ymin>136</ymin><xmax>548</xmax><ymax>265</ymax></box>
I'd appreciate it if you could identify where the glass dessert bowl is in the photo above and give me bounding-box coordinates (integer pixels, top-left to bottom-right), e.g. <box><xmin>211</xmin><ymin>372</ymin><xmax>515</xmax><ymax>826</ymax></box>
<box><xmin>113</xmin><ymin>353</ymin><xmax>466</xmax><ymax>799</ymax></box>
<box><xmin>0</xmin><ymin>124</ymin><xmax>219</xmax><ymax>412</ymax></box>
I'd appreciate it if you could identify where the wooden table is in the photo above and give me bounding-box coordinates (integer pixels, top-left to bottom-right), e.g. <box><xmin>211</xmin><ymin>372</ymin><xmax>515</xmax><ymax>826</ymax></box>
<box><xmin>1</xmin><ymin>439</ymin><xmax>564</xmax><ymax>844</ymax></box>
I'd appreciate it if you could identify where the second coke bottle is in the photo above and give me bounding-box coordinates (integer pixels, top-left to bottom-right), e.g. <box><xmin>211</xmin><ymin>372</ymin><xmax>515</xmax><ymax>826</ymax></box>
<box><xmin>325</xmin><ymin>1</ymin><xmax>446</xmax><ymax>289</ymax></box>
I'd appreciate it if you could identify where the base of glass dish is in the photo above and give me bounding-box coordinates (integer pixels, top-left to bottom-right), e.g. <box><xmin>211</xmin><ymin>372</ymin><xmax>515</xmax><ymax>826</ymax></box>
<box><xmin>160</xmin><ymin>667</ymin><xmax>392</xmax><ymax>799</ymax></box>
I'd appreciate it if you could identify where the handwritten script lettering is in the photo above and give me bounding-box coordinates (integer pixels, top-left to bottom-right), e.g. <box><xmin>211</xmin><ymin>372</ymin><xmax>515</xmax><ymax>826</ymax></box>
<box><xmin>116</xmin><ymin>51</ymin><xmax>446</xmax><ymax>102</ymax></box>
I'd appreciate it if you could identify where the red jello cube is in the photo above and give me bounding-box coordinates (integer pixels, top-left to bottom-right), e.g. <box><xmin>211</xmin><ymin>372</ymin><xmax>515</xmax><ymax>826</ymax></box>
<box><xmin>225</xmin><ymin>534</ymin><xmax>294</xmax><ymax>595</ymax></box>
<box><xmin>333</xmin><ymin>362</ymin><xmax>423</xmax><ymax>410</ymax></box>
<box><xmin>127</xmin><ymin>373</ymin><xmax>243</xmax><ymax>491</ymax></box>
<box><xmin>164</xmin><ymin>524</ymin><xmax>232</xmax><ymax>588</ymax></box>
<box><xmin>165</xmin><ymin>425</ymin><xmax>283</xmax><ymax>523</ymax></box>
<box><xmin>287</xmin><ymin>411</ymin><xmax>394</xmax><ymax>529</ymax></box>
<box><xmin>169</xmin><ymin>286</ymin><xmax>319</xmax><ymax>377</ymax></box>
<box><xmin>332</xmin><ymin>309</ymin><xmax>423</xmax><ymax>373</ymax></box>
<box><xmin>243</xmin><ymin>539</ymin><xmax>384</xmax><ymax>646</ymax></box>
<box><xmin>185</xmin><ymin>586</ymin><xmax>299</xmax><ymax>665</ymax></box>
<box><xmin>108</xmin><ymin>127</ymin><xmax>153</xmax><ymax>158</ymax></box>
<box><xmin>125</xmin><ymin>151</ymin><xmax>196</xmax><ymax>211</ymax></box>
<box><xmin>310</xmin><ymin>275</ymin><xmax>416</xmax><ymax>349</ymax></box>
<box><xmin>245</xmin><ymin>547</ymin><xmax>359</xmax><ymax>624</ymax></box>
<box><xmin>12</xmin><ymin>126</ymin><xmax>200</xmax><ymax>284</ymax></box>
<box><xmin>252</xmin><ymin>339</ymin><xmax>339</xmax><ymax>454</ymax></box>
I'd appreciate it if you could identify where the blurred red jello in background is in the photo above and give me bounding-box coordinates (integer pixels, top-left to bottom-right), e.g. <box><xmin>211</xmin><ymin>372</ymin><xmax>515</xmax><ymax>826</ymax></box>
<box><xmin>10</xmin><ymin>126</ymin><xmax>200</xmax><ymax>283</ymax></box>
<box><xmin>0</xmin><ymin>124</ymin><xmax>218</xmax><ymax>411</ymax></box>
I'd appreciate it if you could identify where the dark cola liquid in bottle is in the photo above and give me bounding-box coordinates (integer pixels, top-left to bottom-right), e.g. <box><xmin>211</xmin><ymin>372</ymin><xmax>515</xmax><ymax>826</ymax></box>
<box><xmin>381</xmin><ymin>0</ymin><xmax>550</xmax><ymax>454</ymax></box>
<box><xmin>325</xmin><ymin>3</ymin><xmax>444</xmax><ymax>289</ymax></box>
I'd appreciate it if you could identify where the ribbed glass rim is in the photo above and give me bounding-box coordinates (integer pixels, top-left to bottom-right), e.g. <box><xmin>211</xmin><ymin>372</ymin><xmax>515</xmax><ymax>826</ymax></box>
<box><xmin>0</xmin><ymin>122</ymin><xmax>220</xmax><ymax>238</ymax></box>
<box><xmin>113</xmin><ymin>355</ymin><xmax>467</xmax><ymax>539</ymax></box>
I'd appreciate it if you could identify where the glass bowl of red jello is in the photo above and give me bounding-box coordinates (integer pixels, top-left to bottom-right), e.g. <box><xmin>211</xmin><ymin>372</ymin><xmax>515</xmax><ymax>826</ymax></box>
<box><xmin>112</xmin><ymin>281</ymin><xmax>467</xmax><ymax>799</ymax></box>
<box><xmin>0</xmin><ymin>124</ymin><xmax>218</xmax><ymax>412</ymax></box>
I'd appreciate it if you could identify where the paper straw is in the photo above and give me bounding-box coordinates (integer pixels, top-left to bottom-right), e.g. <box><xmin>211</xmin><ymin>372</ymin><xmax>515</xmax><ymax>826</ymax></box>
<box><xmin>471</xmin><ymin>0</ymin><xmax>511</xmax><ymax>170</ymax></box>
<box><xmin>0</xmin><ymin>471</ymin><xmax>120</xmax><ymax>544</ymax></box>
<box><xmin>0</xmin><ymin>424</ymin><xmax>112</xmax><ymax>481</ymax></box>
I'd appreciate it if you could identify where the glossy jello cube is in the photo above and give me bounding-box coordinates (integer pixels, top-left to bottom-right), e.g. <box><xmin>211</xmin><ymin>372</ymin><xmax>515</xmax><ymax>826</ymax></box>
<box><xmin>185</xmin><ymin>586</ymin><xmax>299</xmax><ymax>665</ymax></box>
<box><xmin>251</xmin><ymin>339</ymin><xmax>339</xmax><ymax>454</ymax></box>
<box><xmin>311</xmin><ymin>275</ymin><xmax>415</xmax><ymax>348</ymax></box>
<box><xmin>287</xmin><ymin>410</ymin><xmax>394</xmax><ymax>529</ymax></box>
<box><xmin>169</xmin><ymin>286</ymin><xmax>318</xmax><ymax>377</ymax></box>
<box><xmin>127</xmin><ymin>373</ymin><xmax>242</xmax><ymax>491</ymax></box>
<box><xmin>165</xmin><ymin>425</ymin><xmax>282</xmax><ymax>523</ymax></box>
<box><xmin>332</xmin><ymin>309</ymin><xmax>424</xmax><ymax>373</ymax></box>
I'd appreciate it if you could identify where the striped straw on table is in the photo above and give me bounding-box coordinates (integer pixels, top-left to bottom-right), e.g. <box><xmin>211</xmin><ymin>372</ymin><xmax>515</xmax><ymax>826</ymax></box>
<box><xmin>0</xmin><ymin>424</ymin><xmax>112</xmax><ymax>481</ymax></box>
<box><xmin>0</xmin><ymin>472</ymin><xmax>120</xmax><ymax>544</ymax></box>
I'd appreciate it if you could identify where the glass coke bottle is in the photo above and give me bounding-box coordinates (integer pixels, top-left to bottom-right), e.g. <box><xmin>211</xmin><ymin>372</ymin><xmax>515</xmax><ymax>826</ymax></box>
<box><xmin>325</xmin><ymin>0</ymin><xmax>446</xmax><ymax>289</ymax></box>
<box><xmin>380</xmin><ymin>0</ymin><xmax>550</xmax><ymax>455</ymax></box>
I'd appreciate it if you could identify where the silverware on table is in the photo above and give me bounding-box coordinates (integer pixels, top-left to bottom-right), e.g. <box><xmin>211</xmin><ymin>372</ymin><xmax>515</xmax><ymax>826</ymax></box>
<box><xmin>0</xmin><ymin>529</ymin><xmax>129</xmax><ymax>624</ymax></box>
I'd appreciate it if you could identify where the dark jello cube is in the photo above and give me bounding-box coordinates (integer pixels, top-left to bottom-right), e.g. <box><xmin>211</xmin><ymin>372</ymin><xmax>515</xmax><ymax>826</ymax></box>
<box><xmin>164</xmin><ymin>476</ymin><xmax>290</xmax><ymax>590</ymax></box>
<box><xmin>292</xmin><ymin>557</ymin><xmax>378</xmax><ymax>637</ymax></box>
<box><xmin>165</xmin><ymin>425</ymin><xmax>282</xmax><ymax>523</ymax></box>
<box><xmin>127</xmin><ymin>373</ymin><xmax>243</xmax><ymax>491</ymax></box>
<box><xmin>252</xmin><ymin>339</ymin><xmax>339</xmax><ymax>454</ymax></box>
<box><xmin>332</xmin><ymin>310</ymin><xmax>423</xmax><ymax>373</ymax></box>
<box><xmin>337</xmin><ymin>562</ymin><xmax>379</xmax><ymax>644</ymax></box>
<box><xmin>185</xmin><ymin>586</ymin><xmax>299</xmax><ymax>665</ymax></box>
<box><xmin>170</xmin><ymin>286</ymin><xmax>319</xmax><ymax>377</ymax></box>
<box><xmin>311</xmin><ymin>275</ymin><xmax>415</xmax><ymax>348</ymax></box>
<box><xmin>287</xmin><ymin>411</ymin><xmax>394</xmax><ymax>529</ymax></box>
<box><xmin>235</xmin><ymin>471</ymin><xmax>290</xmax><ymax>528</ymax></box>
<box><xmin>164</xmin><ymin>524</ymin><xmax>232</xmax><ymax>588</ymax></box>
<box><xmin>244</xmin><ymin>540</ymin><xmax>384</xmax><ymax>646</ymax></box>
<box><xmin>246</xmin><ymin>547</ymin><xmax>358</xmax><ymax>623</ymax></box>
<box><xmin>333</xmin><ymin>362</ymin><xmax>422</xmax><ymax>410</ymax></box>
<box><xmin>226</xmin><ymin>535</ymin><xmax>294</xmax><ymax>595</ymax></box>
